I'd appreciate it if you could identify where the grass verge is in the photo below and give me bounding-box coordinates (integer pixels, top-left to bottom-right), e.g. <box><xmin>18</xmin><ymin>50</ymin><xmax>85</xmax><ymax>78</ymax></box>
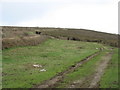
<box><xmin>99</xmin><ymin>48</ymin><xmax>119</xmax><ymax>88</ymax></box>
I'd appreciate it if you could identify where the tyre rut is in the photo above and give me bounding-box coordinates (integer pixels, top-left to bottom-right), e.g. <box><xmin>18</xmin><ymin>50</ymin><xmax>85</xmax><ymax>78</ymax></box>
<box><xmin>34</xmin><ymin>51</ymin><xmax>100</xmax><ymax>88</ymax></box>
<box><xmin>68</xmin><ymin>51</ymin><xmax>113</xmax><ymax>88</ymax></box>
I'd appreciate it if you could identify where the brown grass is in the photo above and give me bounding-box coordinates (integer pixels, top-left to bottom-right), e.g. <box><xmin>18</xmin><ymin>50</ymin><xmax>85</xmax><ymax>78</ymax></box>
<box><xmin>2</xmin><ymin>35</ymin><xmax>48</xmax><ymax>49</ymax></box>
<box><xmin>1</xmin><ymin>26</ymin><xmax>119</xmax><ymax>48</ymax></box>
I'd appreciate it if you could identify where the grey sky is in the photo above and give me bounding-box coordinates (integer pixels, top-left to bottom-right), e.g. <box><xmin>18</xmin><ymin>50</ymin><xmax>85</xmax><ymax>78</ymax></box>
<box><xmin>0</xmin><ymin>0</ymin><xmax>119</xmax><ymax>34</ymax></box>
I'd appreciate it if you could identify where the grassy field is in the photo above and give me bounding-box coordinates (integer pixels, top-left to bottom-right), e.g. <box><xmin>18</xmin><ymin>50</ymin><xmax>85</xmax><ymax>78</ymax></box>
<box><xmin>99</xmin><ymin>48</ymin><xmax>119</xmax><ymax>88</ymax></box>
<box><xmin>56</xmin><ymin>50</ymin><xmax>111</xmax><ymax>88</ymax></box>
<box><xmin>1</xmin><ymin>26</ymin><xmax>119</xmax><ymax>88</ymax></box>
<box><xmin>55</xmin><ymin>48</ymin><xmax>119</xmax><ymax>88</ymax></box>
<box><xmin>2</xmin><ymin>38</ymin><xmax>107</xmax><ymax>88</ymax></box>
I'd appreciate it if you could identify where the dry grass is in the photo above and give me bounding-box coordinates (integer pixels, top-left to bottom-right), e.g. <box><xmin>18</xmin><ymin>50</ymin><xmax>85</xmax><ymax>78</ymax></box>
<box><xmin>2</xmin><ymin>35</ymin><xmax>48</xmax><ymax>49</ymax></box>
<box><xmin>1</xmin><ymin>26</ymin><xmax>119</xmax><ymax>48</ymax></box>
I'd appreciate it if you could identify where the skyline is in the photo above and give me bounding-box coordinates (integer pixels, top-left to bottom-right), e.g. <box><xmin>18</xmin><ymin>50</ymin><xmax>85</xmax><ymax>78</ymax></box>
<box><xmin>0</xmin><ymin>0</ymin><xmax>119</xmax><ymax>34</ymax></box>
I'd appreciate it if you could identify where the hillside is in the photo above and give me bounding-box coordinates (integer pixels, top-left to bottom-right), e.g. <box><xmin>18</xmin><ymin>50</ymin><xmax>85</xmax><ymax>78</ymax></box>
<box><xmin>1</xmin><ymin>26</ymin><xmax>119</xmax><ymax>49</ymax></box>
<box><xmin>1</xmin><ymin>26</ymin><xmax>119</xmax><ymax>88</ymax></box>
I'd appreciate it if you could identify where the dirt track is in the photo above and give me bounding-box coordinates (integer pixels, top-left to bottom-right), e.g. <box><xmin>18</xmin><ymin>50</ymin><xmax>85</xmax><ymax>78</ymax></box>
<box><xmin>34</xmin><ymin>51</ymin><xmax>100</xmax><ymax>88</ymax></box>
<box><xmin>68</xmin><ymin>51</ymin><xmax>113</xmax><ymax>88</ymax></box>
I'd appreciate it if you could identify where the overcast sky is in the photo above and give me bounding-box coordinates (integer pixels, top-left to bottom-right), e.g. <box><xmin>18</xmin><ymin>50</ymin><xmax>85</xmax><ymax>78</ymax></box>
<box><xmin>0</xmin><ymin>0</ymin><xmax>119</xmax><ymax>34</ymax></box>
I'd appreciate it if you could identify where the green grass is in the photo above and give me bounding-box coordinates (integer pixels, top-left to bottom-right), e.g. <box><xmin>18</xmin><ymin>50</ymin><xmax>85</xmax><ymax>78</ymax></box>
<box><xmin>56</xmin><ymin>49</ymin><xmax>110</xmax><ymax>88</ymax></box>
<box><xmin>42</xmin><ymin>29</ymin><xmax>118</xmax><ymax>47</ymax></box>
<box><xmin>2</xmin><ymin>39</ymin><xmax>108</xmax><ymax>88</ymax></box>
<box><xmin>99</xmin><ymin>48</ymin><xmax>119</xmax><ymax>88</ymax></box>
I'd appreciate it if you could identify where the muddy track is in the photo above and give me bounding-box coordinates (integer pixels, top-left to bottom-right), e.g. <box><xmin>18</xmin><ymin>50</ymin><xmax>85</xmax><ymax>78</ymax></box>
<box><xmin>68</xmin><ymin>51</ymin><xmax>113</xmax><ymax>88</ymax></box>
<box><xmin>34</xmin><ymin>51</ymin><xmax>100</xmax><ymax>88</ymax></box>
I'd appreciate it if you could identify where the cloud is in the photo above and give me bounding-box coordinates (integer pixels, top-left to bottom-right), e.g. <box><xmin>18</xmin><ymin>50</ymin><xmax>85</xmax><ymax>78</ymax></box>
<box><xmin>16</xmin><ymin>3</ymin><xmax>118</xmax><ymax>34</ymax></box>
<box><xmin>1</xmin><ymin>0</ymin><xmax>119</xmax><ymax>4</ymax></box>
<box><xmin>1</xmin><ymin>0</ymin><xmax>118</xmax><ymax>34</ymax></box>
